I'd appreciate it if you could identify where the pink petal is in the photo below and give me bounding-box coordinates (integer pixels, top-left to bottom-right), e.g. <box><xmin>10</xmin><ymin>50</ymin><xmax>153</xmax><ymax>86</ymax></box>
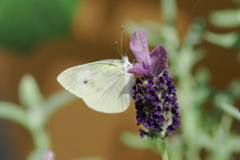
<box><xmin>128</xmin><ymin>63</ymin><xmax>149</xmax><ymax>76</ymax></box>
<box><xmin>149</xmin><ymin>45</ymin><xmax>168</xmax><ymax>77</ymax></box>
<box><xmin>130</xmin><ymin>31</ymin><xmax>150</xmax><ymax>63</ymax></box>
<box><xmin>129</xmin><ymin>31</ymin><xmax>169</xmax><ymax>78</ymax></box>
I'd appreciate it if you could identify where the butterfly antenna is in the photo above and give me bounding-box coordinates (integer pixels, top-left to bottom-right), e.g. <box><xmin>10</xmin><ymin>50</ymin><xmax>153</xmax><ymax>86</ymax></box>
<box><xmin>116</xmin><ymin>25</ymin><xmax>125</xmax><ymax>57</ymax></box>
<box><xmin>120</xmin><ymin>25</ymin><xmax>123</xmax><ymax>55</ymax></box>
<box><xmin>115</xmin><ymin>42</ymin><xmax>122</xmax><ymax>57</ymax></box>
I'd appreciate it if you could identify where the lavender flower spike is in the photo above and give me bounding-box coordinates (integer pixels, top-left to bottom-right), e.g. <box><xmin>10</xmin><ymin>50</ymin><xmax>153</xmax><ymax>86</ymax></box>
<box><xmin>133</xmin><ymin>70</ymin><xmax>180</xmax><ymax>139</ymax></box>
<box><xmin>129</xmin><ymin>30</ymin><xmax>180</xmax><ymax>139</ymax></box>
<box><xmin>128</xmin><ymin>30</ymin><xmax>168</xmax><ymax>78</ymax></box>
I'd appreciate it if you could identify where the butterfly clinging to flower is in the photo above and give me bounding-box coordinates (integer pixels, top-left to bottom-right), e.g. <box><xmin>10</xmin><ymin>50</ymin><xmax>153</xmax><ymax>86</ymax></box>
<box><xmin>57</xmin><ymin>30</ymin><xmax>168</xmax><ymax>113</ymax></box>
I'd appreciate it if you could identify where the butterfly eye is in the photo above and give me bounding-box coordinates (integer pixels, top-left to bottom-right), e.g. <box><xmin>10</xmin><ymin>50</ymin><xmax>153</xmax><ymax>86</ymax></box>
<box><xmin>132</xmin><ymin>59</ymin><xmax>137</xmax><ymax>65</ymax></box>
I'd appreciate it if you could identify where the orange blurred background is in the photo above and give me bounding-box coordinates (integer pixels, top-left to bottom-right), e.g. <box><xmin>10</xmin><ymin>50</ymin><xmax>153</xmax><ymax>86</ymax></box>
<box><xmin>0</xmin><ymin>0</ymin><xmax>239</xmax><ymax>160</ymax></box>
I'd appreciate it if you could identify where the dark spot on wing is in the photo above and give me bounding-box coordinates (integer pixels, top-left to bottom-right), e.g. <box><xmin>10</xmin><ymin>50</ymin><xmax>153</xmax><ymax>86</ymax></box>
<box><xmin>83</xmin><ymin>80</ymin><xmax>88</xmax><ymax>84</ymax></box>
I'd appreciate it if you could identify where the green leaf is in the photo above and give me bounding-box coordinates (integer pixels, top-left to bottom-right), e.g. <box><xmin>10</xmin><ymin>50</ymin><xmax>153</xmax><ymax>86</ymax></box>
<box><xmin>120</xmin><ymin>132</ymin><xmax>156</xmax><ymax>150</ymax></box>
<box><xmin>209</xmin><ymin>9</ymin><xmax>240</xmax><ymax>28</ymax></box>
<box><xmin>195</xmin><ymin>67</ymin><xmax>211</xmax><ymax>85</ymax></box>
<box><xmin>174</xmin><ymin>47</ymin><xmax>197</xmax><ymax>77</ymax></box>
<box><xmin>168</xmin><ymin>136</ymin><xmax>184</xmax><ymax>160</ymax></box>
<box><xmin>207</xmin><ymin>117</ymin><xmax>239</xmax><ymax>159</ymax></box>
<box><xmin>161</xmin><ymin>0</ymin><xmax>177</xmax><ymax>24</ymax></box>
<box><xmin>183</xmin><ymin>19</ymin><xmax>205</xmax><ymax>47</ymax></box>
<box><xmin>160</xmin><ymin>25</ymin><xmax>179</xmax><ymax>48</ymax></box>
<box><xmin>214</xmin><ymin>93</ymin><xmax>232</xmax><ymax>107</ymax></box>
<box><xmin>228</xmin><ymin>136</ymin><xmax>240</xmax><ymax>152</ymax></box>
<box><xmin>204</xmin><ymin>31</ymin><xmax>240</xmax><ymax>48</ymax></box>
<box><xmin>0</xmin><ymin>102</ymin><xmax>29</xmax><ymax>128</ymax></box>
<box><xmin>19</xmin><ymin>75</ymin><xmax>44</xmax><ymax>109</ymax></box>
<box><xmin>42</xmin><ymin>90</ymin><xmax>76</xmax><ymax>122</ymax></box>
<box><xmin>220</xmin><ymin>103</ymin><xmax>240</xmax><ymax>121</ymax></box>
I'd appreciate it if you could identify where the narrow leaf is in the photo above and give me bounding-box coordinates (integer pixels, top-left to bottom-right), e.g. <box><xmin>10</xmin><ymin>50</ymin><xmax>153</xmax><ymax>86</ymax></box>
<box><xmin>161</xmin><ymin>0</ymin><xmax>177</xmax><ymax>24</ymax></box>
<box><xmin>0</xmin><ymin>102</ymin><xmax>29</xmax><ymax>128</ymax></box>
<box><xmin>220</xmin><ymin>103</ymin><xmax>240</xmax><ymax>121</ymax></box>
<box><xmin>120</xmin><ymin>132</ymin><xmax>155</xmax><ymax>150</ymax></box>
<box><xmin>228</xmin><ymin>136</ymin><xmax>240</xmax><ymax>152</ymax></box>
<box><xmin>183</xmin><ymin>19</ymin><xmax>205</xmax><ymax>47</ymax></box>
<box><xmin>209</xmin><ymin>9</ymin><xmax>240</xmax><ymax>28</ymax></box>
<box><xmin>42</xmin><ymin>90</ymin><xmax>76</xmax><ymax>122</ymax></box>
<box><xmin>19</xmin><ymin>75</ymin><xmax>44</xmax><ymax>108</ymax></box>
<box><xmin>204</xmin><ymin>31</ymin><xmax>239</xmax><ymax>48</ymax></box>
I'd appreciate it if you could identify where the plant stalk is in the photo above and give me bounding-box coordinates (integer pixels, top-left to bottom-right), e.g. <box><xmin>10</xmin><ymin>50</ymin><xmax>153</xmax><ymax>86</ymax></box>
<box><xmin>160</xmin><ymin>141</ymin><xmax>169</xmax><ymax>160</ymax></box>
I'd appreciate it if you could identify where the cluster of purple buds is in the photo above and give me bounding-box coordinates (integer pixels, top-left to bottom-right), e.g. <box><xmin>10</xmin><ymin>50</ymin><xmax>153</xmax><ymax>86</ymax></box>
<box><xmin>128</xmin><ymin>30</ymin><xmax>180</xmax><ymax>139</ymax></box>
<box><xmin>133</xmin><ymin>70</ymin><xmax>180</xmax><ymax>139</ymax></box>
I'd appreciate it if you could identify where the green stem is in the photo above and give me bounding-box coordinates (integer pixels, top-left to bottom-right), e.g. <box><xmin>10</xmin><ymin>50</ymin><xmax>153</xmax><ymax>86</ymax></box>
<box><xmin>160</xmin><ymin>141</ymin><xmax>169</xmax><ymax>160</ymax></box>
<box><xmin>31</xmin><ymin>127</ymin><xmax>51</xmax><ymax>149</ymax></box>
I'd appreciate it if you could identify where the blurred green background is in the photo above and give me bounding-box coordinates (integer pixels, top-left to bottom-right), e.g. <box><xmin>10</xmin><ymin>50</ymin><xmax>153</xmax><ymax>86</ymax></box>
<box><xmin>0</xmin><ymin>0</ymin><xmax>239</xmax><ymax>160</ymax></box>
<box><xmin>0</xmin><ymin>0</ymin><xmax>81</xmax><ymax>53</ymax></box>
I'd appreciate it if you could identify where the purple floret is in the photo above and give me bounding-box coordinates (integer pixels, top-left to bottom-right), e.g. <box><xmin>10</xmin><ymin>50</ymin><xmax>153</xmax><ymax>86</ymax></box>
<box><xmin>133</xmin><ymin>70</ymin><xmax>180</xmax><ymax>138</ymax></box>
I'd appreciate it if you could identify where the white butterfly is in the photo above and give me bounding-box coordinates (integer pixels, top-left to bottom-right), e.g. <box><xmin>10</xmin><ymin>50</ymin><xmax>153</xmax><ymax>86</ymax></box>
<box><xmin>57</xmin><ymin>56</ymin><xmax>134</xmax><ymax>113</ymax></box>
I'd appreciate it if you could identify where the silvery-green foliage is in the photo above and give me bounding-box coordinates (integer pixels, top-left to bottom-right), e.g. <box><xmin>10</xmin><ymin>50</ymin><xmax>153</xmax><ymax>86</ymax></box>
<box><xmin>0</xmin><ymin>75</ymin><xmax>76</xmax><ymax>160</ymax></box>
<box><xmin>122</xmin><ymin>0</ymin><xmax>240</xmax><ymax>160</ymax></box>
<box><xmin>204</xmin><ymin>0</ymin><xmax>240</xmax><ymax>49</ymax></box>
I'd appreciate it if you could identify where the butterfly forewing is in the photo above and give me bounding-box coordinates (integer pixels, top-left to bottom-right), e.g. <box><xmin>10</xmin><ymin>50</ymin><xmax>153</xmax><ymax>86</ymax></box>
<box><xmin>82</xmin><ymin>64</ymin><xmax>134</xmax><ymax>113</ymax></box>
<box><xmin>57</xmin><ymin>60</ymin><xmax>122</xmax><ymax>98</ymax></box>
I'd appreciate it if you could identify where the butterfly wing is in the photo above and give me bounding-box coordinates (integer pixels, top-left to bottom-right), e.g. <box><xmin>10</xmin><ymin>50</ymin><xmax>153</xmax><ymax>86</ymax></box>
<box><xmin>81</xmin><ymin>64</ymin><xmax>134</xmax><ymax>113</ymax></box>
<box><xmin>57</xmin><ymin>59</ymin><xmax>122</xmax><ymax>98</ymax></box>
<box><xmin>57</xmin><ymin>59</ymin><xmax>134</xmax><ymax>113</ymax></box>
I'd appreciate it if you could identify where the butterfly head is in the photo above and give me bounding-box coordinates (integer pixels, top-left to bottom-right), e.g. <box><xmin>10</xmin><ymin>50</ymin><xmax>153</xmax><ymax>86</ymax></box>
<box><xmin>122</xmin><ymin>56</ymin><xmax>133</xmax><ymax>71</ymax></box>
